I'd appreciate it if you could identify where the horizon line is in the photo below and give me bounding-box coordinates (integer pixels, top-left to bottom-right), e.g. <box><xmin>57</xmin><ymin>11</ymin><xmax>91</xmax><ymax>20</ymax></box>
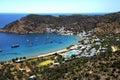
<box><xmin>0</xmin><ymin>11</ymin><xmax>119</xmax><ymax>14</ymax></box>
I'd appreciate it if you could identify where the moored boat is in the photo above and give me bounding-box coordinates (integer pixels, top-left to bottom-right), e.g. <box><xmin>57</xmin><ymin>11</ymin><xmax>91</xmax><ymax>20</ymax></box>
<box><xmin>0</xmin><ymin>49</ymin><xmax>2</xmax><ymax>52</ymax></box>
<box><xmin>11</xmin><ymin>44</ymin><xmax>19</xmax><ymax>48</ymax></box>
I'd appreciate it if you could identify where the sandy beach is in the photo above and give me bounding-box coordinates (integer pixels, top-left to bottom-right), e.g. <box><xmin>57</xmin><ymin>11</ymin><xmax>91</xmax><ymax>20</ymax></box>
<box><xmin>37</xmin><ymin>48</ymin><xmax>69</xmax><ymax>58</ymax></box>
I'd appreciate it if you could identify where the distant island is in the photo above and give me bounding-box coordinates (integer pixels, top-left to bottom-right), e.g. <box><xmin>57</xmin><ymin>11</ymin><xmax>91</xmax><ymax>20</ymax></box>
<box><xmin>0</xmin><ymin>12</ymin><xmax>120</xmax><ymax>35</ymax></box>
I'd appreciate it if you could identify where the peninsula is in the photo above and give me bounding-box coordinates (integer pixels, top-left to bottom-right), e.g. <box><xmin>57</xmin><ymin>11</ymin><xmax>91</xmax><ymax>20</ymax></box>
<box><xmin>0</xmin><ymin>12</ymin><xmax>120</xmax><ymax>35</ymax></box>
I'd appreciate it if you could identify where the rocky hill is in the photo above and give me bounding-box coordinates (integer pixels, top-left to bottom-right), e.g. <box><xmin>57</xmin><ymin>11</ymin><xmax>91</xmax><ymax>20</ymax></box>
<box><xmin>0</xmin><ymin>12</ymin><xmax>120</xmax><ymax>34</ymax></box>
<box><xmin>93</xmin><ymin>12</ymin><xmax>120</xmax><ymax>35</ymax></box>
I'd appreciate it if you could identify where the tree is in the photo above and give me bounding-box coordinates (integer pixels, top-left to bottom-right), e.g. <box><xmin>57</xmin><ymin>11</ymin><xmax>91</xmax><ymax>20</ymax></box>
<box><xmin>15</xmin><ymin>57</ymin><xmax>19</xmax><ymax>60</ymax></box>
<box><xmin>55</xmin><ymin>55</ymin><xmax>64</xmax><ymax>64</ymax></box>
<box><xmin>20</xmin><ymin>57</ymin><xmax>23</xmax><ymax>60</ymax></box>
<box><xmin>23</xmin><ymin>56</ymin><xmax>26</xmax><ymax>59</ymax></box>
<box><xmin>12</xmin><ymin>58</ymin><xmax>16</xmax><ymax>62</ymax></box>
<box><xmin>71</xmin><ymin>54</ymin><xmax>76</xmax><ymax>59</ymax></box>
<box><xmin>17</xmin><ymin>71</ymin><xmax>23</xmax><ymax>79</ymax></box>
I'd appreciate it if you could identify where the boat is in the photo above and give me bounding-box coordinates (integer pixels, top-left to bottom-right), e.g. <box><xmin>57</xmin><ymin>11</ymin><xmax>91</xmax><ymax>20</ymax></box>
<box><xmin>11</xmin><ymin>44</ymin><xmax>19</xmax><ymax>48</ymax></box>
<box><xmin>0</xmin><ymin>49</ymin><xmax>2</xmax><ymax>52</ymax></box>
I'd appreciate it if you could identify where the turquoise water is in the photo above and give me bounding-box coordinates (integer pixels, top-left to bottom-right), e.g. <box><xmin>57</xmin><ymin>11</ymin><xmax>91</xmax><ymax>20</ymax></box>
<box><xmin>64</xmin><ymin>50</ymin><xmax>78</xmax><ymax>58</ymax></box>
<box><xmin>0</xmin><ymin>32</ymin><xmax>80</xmax><ymax>62</ymax></box>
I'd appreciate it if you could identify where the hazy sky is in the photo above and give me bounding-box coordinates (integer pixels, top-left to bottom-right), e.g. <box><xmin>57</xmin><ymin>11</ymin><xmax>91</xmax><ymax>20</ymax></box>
<box><xmin>0</xmin><ymin>0</ymin><xmax>120</xmax><ymax>13</ymax></box>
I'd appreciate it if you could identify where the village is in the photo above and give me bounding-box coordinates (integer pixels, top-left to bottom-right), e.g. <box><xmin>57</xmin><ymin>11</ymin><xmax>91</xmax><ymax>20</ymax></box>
<box><xmin>0</xmin><ymin>27</ymin><xmax>120</xmax><ymax>80</ymax></box>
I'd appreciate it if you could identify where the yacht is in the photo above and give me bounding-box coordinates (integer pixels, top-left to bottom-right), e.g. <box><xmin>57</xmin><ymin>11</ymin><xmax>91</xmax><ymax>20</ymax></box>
<box><xmin>11</xmin><ymin>44</ymin><xmax>19</xmax><ymax>48</ymax></box>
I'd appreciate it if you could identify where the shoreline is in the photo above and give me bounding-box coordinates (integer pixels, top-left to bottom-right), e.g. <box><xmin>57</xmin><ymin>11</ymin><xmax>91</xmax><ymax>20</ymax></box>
<box><xmin>0</xmin><ymin>34</ymin><xmax>80</xmax><ymax>62</ymax></box>
<box><xmin>0</xmin><ymin>48</ymin><xmax>68</xmax><ymax>62</ymax></box>
<box><xmin>0</xmin><ymin>47</ymin><xmax>71</xmax><ymax>62</ymax></box>
<box><xmin>37</xmin><ymin>48</ymin><xmax>68</xmax><ymax>58</ymax></box>
<box><xmin>26</xmin><ymin>36</ymin><xmax>81</xmax><ymax>61</ymax></box>
<box><xmin>21</xmin><ymin>48</ymin><xmax>69</xmax><ymax>62</ymax></box>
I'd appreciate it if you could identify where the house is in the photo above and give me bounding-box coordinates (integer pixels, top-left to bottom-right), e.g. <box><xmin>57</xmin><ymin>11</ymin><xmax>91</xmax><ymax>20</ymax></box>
<box><xmin>95</xmin><ymin>42</ymin><xmax>101</xmax><ymax>45</ymax></box>
<box><xmin>100</xmin><ymin>47</ymin><xmax>107</xmax><ymax>53</ymax></box>
<box><xmin>53</xmin><ymin>62</ymin><xmax>60</xmax><ymax>66</ymax></box>
<box><xmin>15</xmin><ymin>59</ymin><xmax>21</xmax><ymax>63</ymax></box>
<box><xmin>86</xmin><ymin>45</ymin><xmax>92</xmax><ymax>51</ymax></box>
<box><xmin>51</xmin><ymin>29</ymin><xmax>57</xmax><ymax>33</ymax></box>
<box><xmin>116</xmin><ymin>38</ymin><xmax>120</xmax><ymax>41</ymax></box>
<box><xmin>89</xmin><ymin>48</ymin><xmax>97</xmax><ymax>56</ymax></box>
<box><xmin>84</xmin><ymin>39</ymin><xmax>90</xmax><ymax>44</ymax></box>
<box><xmin>81</xmin><ymin>30</ymin><xmax>87</xmax><ymax>35</ymax></box>
<box><xmin>57</xmin><ymin>26</ymin><xmax>66</xmax><ymax>34</ymax></box>
<box><xmin>46</xmin><ymin>28</ymin><xmax>51</xmax><ymax>33</ymax></box>
<box><xmin>80</xmin><ymin>45</ymin><xmax>86</xmax><ymax>50</ymax></box>
<box><xmin>29</xmin><ymin>75</ymin><xmax>36</xmax><ymax>79</ymax></box>
<box><xmin>70</xmin><ymin>45</ymin><xmax>79</xmax><ymax>50</ymax></box>
<box><xmin>94</xmin><ymin>38</ymin><xmax>101</xmax><ymax>43</ymax></box>
<box><xmin>19</xmin><ymin>68</ymin><xmax>25</xmax><ymax>71</ymax></box>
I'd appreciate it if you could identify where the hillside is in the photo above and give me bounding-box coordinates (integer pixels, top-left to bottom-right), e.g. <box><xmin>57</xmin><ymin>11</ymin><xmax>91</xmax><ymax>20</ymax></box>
<box><xmin>0</xmin><ymin>12</ymin><xmax>120</xmax><ymax>34</ymax></box>
<box><xmin>0</xmin><ymin>31</ymin><xmax>120</xmax><ymax>80</ymax></box>
<box><xmin>0</xmin><ymin>50</ymin><xmax>120</xmax><ymax>80</ymax></box>
<box><xmin>93</xmin><ymin>12</ymin><xmax>120</xmax><ymax>35</ymax></box>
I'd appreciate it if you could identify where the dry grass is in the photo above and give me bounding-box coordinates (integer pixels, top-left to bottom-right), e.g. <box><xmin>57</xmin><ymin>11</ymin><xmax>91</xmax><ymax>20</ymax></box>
<box><xmin>39</xmin><ymin>60</ymin><xmax>53</xmax><ymax>67</ymax></box>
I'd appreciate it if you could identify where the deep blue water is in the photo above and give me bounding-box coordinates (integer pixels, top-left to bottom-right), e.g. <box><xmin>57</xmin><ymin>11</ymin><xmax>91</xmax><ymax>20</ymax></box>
<box><xmin>0</xmin><ymin>32</ymin><xmax>80</xmax><ymax>62</ymax></box>
<box><xmin>0</xmin><ymin>13</ymin><xmax>27</xmax><ymax>28</ymax></box>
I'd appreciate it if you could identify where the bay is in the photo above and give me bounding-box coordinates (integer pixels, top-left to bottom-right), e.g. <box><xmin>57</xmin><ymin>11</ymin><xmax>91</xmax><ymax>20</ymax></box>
<box><xmin>0</xmin><ymin>32</ymin><xmax>80</xmax><ymax>61</ymax></box>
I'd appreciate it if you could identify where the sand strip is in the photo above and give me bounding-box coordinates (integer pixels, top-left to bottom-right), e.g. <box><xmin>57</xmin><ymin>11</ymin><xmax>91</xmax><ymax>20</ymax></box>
<box><xmin>37</xmin><ymin>48</ymin><xmax>68</xmax><ymax>58</ymax></box>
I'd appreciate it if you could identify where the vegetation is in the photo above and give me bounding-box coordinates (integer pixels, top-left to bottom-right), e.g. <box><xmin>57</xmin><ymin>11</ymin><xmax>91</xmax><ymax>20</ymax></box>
<box><xmin>0</xmin><ymin>11</ymin><xmax>120</xmax><ymax>79</ymax></box>
<box><xmin>0</xmin><ymin>50</ymin><xmax>120</xmax><ymax>79</ymax></box>
<box><xmin>1</xmin><ymin>12</ymin><xmax>120</xmax><ymax>34</ymax></box>
<box><xmin>39</xmin><ymin>60</ymin><xmax>53</xmax><ymax>67</ymax></box>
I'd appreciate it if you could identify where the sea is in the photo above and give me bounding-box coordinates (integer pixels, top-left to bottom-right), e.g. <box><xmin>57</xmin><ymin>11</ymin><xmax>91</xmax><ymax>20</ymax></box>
<box><xmin>0</xmin><ymin>13</ymin><xmax>106</xmax><ymax>62</ymax></box>
<box><xmin>0</xmin><ymin>13</ymin><xmax>80</xmax><ymax>62</ymax></box>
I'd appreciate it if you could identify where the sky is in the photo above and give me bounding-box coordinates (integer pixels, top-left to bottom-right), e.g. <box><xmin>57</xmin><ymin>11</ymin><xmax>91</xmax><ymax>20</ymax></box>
<box><xmin>0</xmin><ymin>0</ymin><xmax>120</xmax><ymax>13</ymax></box>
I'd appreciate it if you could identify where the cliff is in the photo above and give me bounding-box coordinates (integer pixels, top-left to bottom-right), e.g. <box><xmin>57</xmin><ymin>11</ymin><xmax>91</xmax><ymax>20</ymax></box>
<box><xmin>1</xmin><ymin>12</ymin><xmax>120</xmax><ymax>34</ymax></box>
